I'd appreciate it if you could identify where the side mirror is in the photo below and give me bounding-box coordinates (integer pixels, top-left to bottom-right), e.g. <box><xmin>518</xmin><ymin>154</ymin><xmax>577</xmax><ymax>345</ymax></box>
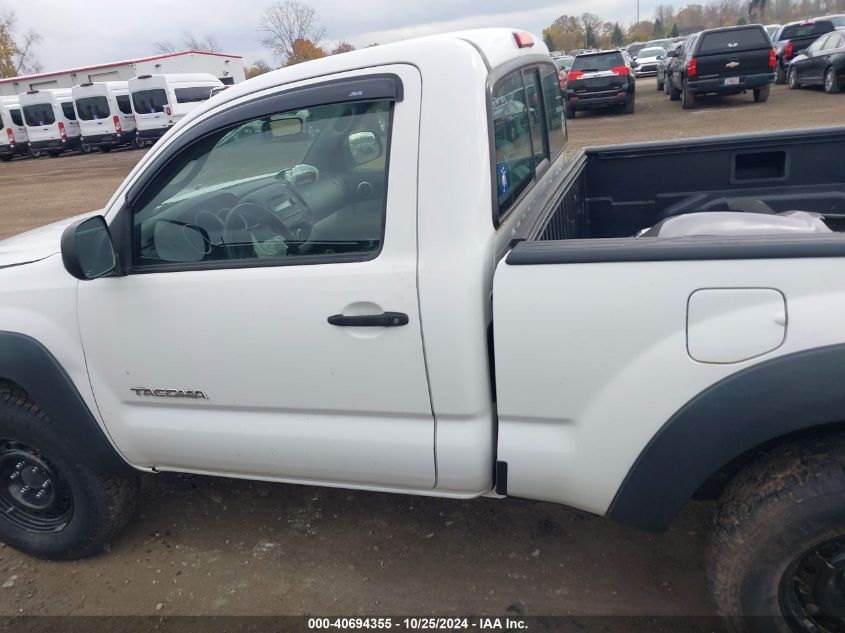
<box><xmin>61</xmin><ymin>215</ymin><xmax>117</xmax><ymax>280</ymax></box>
<box><xmin>347</xmin><ymin>131</ymin><xmax>383</xmax><ymax>167</ymax></box>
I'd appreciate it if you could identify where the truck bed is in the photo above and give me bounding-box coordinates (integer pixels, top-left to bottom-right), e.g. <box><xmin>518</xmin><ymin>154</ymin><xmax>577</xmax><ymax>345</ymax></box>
<box><xmin>528</xmin><ymin>125</ymin><xmax>845</xmax><ymax>243</ymax></box>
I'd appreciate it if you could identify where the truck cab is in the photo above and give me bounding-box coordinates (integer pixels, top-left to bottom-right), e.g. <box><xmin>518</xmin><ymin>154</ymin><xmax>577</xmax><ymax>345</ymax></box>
<box><xmin>1</xmin><ymin>29</ymin><xmax>845</xmax><ymax>631</ymax></box>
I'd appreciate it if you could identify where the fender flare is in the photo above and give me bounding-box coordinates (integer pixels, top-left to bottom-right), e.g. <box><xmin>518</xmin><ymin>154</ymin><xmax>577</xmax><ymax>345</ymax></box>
<box><xmin>607</xmin><ymin>343</ymin><xmax>845</xmax><ymax>532</ymax></box>
<box><xmin>0</xmin><ymin>331</ymin><xmax>130</xmax><ymax>473</ymax></box>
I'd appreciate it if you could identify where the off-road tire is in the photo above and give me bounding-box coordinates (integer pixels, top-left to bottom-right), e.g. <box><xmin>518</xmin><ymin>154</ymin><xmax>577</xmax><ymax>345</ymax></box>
<box><xmin>825</xmin><ymin>67</ymin><xmax>840</xmax><ymax>94</ymax></box>
<box><xmin>707</xmin><ymin>431</ymin><xmax>845</xmax><ymax>633</ymax></box>
<box><xmin>0</xmin><ymin>386</ymin><xmax>139</xmax><ymax>559</ymax></box>
<box><xmin>681</xmin><ymin>80</ymin><xmax>696</xmax><ymax>109</ymax></box>
<box><xmin>753</xmin><ymin>85</ymin><xmax>770</xmax><ymax>103</ymax></box>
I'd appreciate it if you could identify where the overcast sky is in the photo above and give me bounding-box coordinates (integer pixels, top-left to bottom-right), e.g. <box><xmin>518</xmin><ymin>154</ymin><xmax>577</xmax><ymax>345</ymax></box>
<box><xmin>8</xmin><ymin>0</ymin><xmax>655</xmax><ymax>72</ymax></box>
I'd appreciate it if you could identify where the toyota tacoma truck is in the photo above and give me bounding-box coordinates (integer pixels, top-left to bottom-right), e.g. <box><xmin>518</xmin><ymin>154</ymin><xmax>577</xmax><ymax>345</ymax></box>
<box><xmin>0</xmin><ymin>29</ymin><xmax>844</xmax><ymax>632</ymax></box>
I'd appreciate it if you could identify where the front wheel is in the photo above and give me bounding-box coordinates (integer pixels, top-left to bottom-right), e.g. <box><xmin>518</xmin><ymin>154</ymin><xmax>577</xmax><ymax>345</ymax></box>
<box><xmin>669</xmin><ymin>80</ymin><xmax>681</xmax><ymax>101</ymax></box>
<box><xmin>753</xmin><ymin>85</ymin><xmax>771</xmax><ymax>103</ymax></box>
<box><xmin>708</xmin><ymin>432</ymin><xmax>845</xmax><ymax>632</ymax></box>
<box><xmin>0</xmin><ymin>388</ymin><xmax>139</xmax><ymax>559</ymax></box>
<box><xmin>78</xmin><ymin>142</ymin><xmax>91</xmax><ymax>155</ymax></box>
<box><xmin>825</xmin><ymin>67</ymin><xmax>841</xmax><ymax>94</ymax></box>
<box><xmin>656</xmin><ymin>75</ymin><xmax>664</xmax><ymax>91</ymax></box>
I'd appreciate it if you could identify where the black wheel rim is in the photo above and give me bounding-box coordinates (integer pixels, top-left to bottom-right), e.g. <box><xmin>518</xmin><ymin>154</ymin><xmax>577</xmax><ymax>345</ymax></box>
<box><xmin>780</xmin><ymin>536</ymin><xmax>845</xmax><ymax>633</ymax></box>
<box><xmin>0</xmin><ymin>440</ymin><xmax>73</xmax><ymax>533</ymax></box>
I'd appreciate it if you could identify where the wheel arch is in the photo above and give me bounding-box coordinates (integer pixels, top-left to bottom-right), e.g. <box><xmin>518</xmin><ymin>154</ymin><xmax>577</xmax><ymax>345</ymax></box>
<box><xmin>607</xmin><ymin>343</ymin><xmax>845</xmax><ymax>532</ymax></box>
<box><xmin>0</xmin><ymin>331</ymin><xmax>131</xmax><ymax>473</ymax></box>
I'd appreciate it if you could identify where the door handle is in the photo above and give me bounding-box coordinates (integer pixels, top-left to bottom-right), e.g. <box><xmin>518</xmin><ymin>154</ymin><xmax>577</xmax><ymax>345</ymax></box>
<box><xmin>328</xmin><ymin>312</ymin><xmax>409</xmax><ymax>327</ymax></box>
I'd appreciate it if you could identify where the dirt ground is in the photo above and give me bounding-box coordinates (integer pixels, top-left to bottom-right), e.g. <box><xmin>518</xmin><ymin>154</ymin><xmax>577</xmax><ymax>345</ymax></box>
<box><xmin>0</xmin><ymin>82</ymin><xmax>842</xmax><ymax>624</ymax></box>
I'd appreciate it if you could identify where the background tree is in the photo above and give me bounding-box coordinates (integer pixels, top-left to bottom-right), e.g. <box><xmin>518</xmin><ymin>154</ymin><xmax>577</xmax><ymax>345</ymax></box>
<box><xmin>669</xmin><ymin>22</ymin><xmax>680</xmax><ymax>37</ymax></box>
<box><xmin>259</xmin><ymin>0</ymin><xmax>325</xmax><ymax>65</ymax></box>
<box><xmin>542</xmin><ymin>16</ymin><xmax>583</xmax><ymax>53</ymax></box>
<box><xmin>579</xmin><ymin>13</ymin><xmax>602</xmax><ymax>48</ymax></box>
<box><xmin>628</xmin><ymin>20</ymin><xmax>655</xmax><ymax>42</ymax></box>
<box><xmin>652</xmin><ymin>18</ymin><xmax>665</xmax><ymax>37</ymax></box>
<box><xmin>0</xmin><ymin>9</ymin><xmax>41</xmax><ymax>78</ymax></box>
<box><xmin>244</xmin><ymin>58</ymin><xmax>272</xmax><ymax>79</ymax></box>
<box><xmin>331</xmin><ymin>41</ymin><xmax>355</xmax><ymax>55</ymax></box>
<box><xmin>611</xmin><ymin>23</ymin><xmax>625</xmax><ymax>47</ymax></box>
<box><xmin>154</xmin><ymin>32</ymin><xmax>221</xmax><ymax>54</ymax></box>
<box><xmin>286</xmin><ymin>38</ymin><xmax>326</xmax><ymax>66</ymax></box>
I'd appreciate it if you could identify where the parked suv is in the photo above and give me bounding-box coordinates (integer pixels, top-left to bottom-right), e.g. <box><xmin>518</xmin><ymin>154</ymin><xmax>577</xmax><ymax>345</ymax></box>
<box><xmin>668</xmin><ymin>24</ymin><xmax>775</xmax><ymax>109</ymax></box>
<box><xmin>564</xmin><ymin>50</ymin><xmax>635</xmax><ymax>118</ymax></box>
<box><xmin>772</xmin><ymin>19</ymin><xmax>836</xmax><ymax>83</ymax></box>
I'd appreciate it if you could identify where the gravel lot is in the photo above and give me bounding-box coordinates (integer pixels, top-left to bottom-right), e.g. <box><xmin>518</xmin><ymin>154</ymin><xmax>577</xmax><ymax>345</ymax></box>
<box><xmin>0</xmin><ymin>82</ymin><xmax>842</xmax><ymax>624</ymax></box>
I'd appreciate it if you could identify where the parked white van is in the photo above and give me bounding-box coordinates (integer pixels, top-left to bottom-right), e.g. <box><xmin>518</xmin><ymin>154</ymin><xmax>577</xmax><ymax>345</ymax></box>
<box><xmin>19</xmin><ymin>88</ymin><xmax>82</xmax><ymax>157</ymax></box>
<box><xmin>72</xmin><ymin>81</ymin><xmax>138</xmax><ymax>152</ymax></box>
<box><xmin>0</xmin><ymin>97</ymin><xmax>29</xmax><ymax>161</ymax></box>
<box><xmin>128</xmin><ymin>73</ymin><xmax>223</xmax><ymax>144</ymax></box>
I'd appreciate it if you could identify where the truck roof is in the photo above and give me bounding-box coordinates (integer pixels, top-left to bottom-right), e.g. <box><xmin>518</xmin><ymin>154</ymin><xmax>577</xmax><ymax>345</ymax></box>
<box><xmin>195</xmin><ymin>28</ymin><xmax>547</xmax><ymax>123</ymax></box>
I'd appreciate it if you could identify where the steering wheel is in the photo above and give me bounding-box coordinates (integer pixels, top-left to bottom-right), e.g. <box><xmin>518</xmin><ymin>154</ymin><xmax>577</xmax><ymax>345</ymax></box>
<box><xmin>221</xmin><ymin>202</ymin><xmax>300</xmax><ymax>260</ymax></box>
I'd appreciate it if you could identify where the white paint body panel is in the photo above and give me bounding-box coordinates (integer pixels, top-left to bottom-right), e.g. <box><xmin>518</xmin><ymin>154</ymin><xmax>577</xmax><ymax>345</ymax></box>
<box><xmin>687</xmin><ymin>288</ymin><xmax>787</xmax><ymax>363</ymax></box>
<box><xmin>0</xmin><ymin>97</ymin><xmax>29</xmax><ymax>146</ymax></box>
<box><xmin>493</xmin><ymin>258</ymin><xmax>845</xmax><ymax>514</ymax></box>
<box><xmin>19</xmin><ymin>89</ymin><xmax>80</xmax><ymax>144</ymax></box>
<box><xmin>128</xmin><ymin>74</ymin><xmax>223</xmax><ymax>134</ymax></box>
<box><xmin>72</xmin><ymin>81</ymin><xmax>136</xmax><ymax>137</ymax></box>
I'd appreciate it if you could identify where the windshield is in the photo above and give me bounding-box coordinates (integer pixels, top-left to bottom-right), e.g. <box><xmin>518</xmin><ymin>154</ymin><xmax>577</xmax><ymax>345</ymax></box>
<box><xmin>132</xmin><ymin>89</ymin><xmax>168</xmax><ymax>114</ymax></box>
<box><xmin>76</xmin><ymin>96</ymin><xmax>110</xmax><ymax>120</ymax></box>
<box><xmin>23</xmin><ymin>103</ymin><xmax>55</xmax><ymax>126</ymax></box>
<box><xmin>765</xmin><ymin>25</ymin><xmax>780</xmax><ymax>36</ymax></box>
<box><xmin>571</xmin><ymin>52</ymin><xmax>625</xmax><ymax>72</ymax></box>
<box><xmin>638</xmin><ymin>47</ymin><xmax>664</xmax><ymax>58</ymax></box>
<box><xmin>698</xmin><ymin>27</ymin><xmax>771</xmax><ymax>53</ymax></box>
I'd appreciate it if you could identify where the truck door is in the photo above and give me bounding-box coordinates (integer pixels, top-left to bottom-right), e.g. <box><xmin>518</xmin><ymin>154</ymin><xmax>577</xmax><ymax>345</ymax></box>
<box><xmin>77</xmin><ymin>66</ymin><xmax>436</xmax><ymax>490</ymax></box>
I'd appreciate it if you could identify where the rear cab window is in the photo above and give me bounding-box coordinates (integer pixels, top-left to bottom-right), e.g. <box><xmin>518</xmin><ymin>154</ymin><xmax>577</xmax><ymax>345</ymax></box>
<box><xmin>492</xmin><ymin>62</ymin><xmax>566</xmax><ymax>222</ymax></box>
<box><xmin>697</xmin><ymin>27</ymin><xmax>771</xmax><ymax>53</ymax></box>
<box><xmin>571</xmin><ymin>51</ymin><xmax>625</xmax><ymax>72</ymax></box>
<box><xmin>780</xmin><ymin>21</ymin><xmax>834</xmax><ymax>40</ymax></box>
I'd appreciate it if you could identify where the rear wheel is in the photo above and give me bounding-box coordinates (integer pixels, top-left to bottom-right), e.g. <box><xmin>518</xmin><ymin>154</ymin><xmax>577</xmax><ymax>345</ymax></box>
<box><xmin>78</xmin><ymin>143</ymin><xmax>91</xmax><ymax>155</ymax></box>
<box><xmin>623</xmin><ymin>97</ymin><xmax>635</xmax><ymax>114</ymax></box>
<box><xmin>564</xmin><ymin>103</ymin><xmax>575</xmax><ymax>119</ymax></box>
<box><xmin>681</xmin><ymin>79</ymin><xmax>696</xmax><ymax>109</ymax></box>
<box><xmin>0</xmin><ymin>155</ymin><xmax>11</xmax><ymax>162</ymax></box>
<box><xmin>788</xmin><ymin>66</ymin><xmax>801</xmax><ymax>90</ymax></box>
<box><xmin>656</xmin><ymin>74</ymin><xmax>664</xmax><ymax>91</ymax></box>
<box><xmin>99</xmin><ymin>145</ymin><xmax>112</xmax><ymax>153</ymax></box>
<box><xmin>47</xmin><ymin>150</ymin><xmax>61</xmax><ymax>158</ymax></box>
<box><xmin>132</xmin><ymin>136</ymin><xmax>144</xmax><ymax>149</ymax></box>
<box><xmin>825</xmin><ymin>67</ymin><xmax>840</xmax><ymax>94</ymax></box>
<box><xmin>753</xmin><ymin>85</ymin><xmax>771</xmax><ymax>103</ymax></box>
<box><xmin>28</xmin><ymin>148</ymin><xmax>42</xmax><ymax>159</ymax></box>
<box><xmin>669</xmin><ymin>80</ymin><xmax>681</xmax><ymax>101</ymax></box>
<box><xmin>775</xmin><ymin>61</ymin><xmax>787</xmax><ymax>85</ymax></box>
<box><xmin>0</xmin><ymin>387</ymin><xmax>139</xmax><ymax>559</ymax></box>
<box><xmin>708</xmin><ymin>432</ymin><xmax>845</xmax><ymax>632</ymax></box>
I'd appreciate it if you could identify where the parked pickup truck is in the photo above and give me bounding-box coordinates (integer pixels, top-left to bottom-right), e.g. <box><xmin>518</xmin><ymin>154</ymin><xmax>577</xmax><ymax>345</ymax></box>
<box><xmin>669</xmin><ymin>24</ymin><xmax>776</xmax><ymax>108</ymax></box>
<box><xmin>1</xmin><ymin>28</ymin><xmax>844</xmax><ymax>632</ymax></box>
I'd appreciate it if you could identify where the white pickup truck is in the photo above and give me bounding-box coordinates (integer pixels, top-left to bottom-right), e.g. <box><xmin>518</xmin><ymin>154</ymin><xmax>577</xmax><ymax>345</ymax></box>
<box><xmin>1</xmin><ymin>29</ymin><xmax>844</xmax><ymax>631</ymax></box>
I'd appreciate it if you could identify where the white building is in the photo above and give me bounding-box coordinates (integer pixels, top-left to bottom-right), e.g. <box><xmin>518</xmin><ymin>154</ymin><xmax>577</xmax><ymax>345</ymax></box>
<box><xmin>0</xmin><ymin>50</ymin><xmax>246</xmax><ymax>97</ymax></box>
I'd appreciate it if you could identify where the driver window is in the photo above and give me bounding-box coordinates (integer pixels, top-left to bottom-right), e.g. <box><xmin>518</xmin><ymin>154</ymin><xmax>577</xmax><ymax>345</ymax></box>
<box><xmin>131</xmin><ymin>100</ymin><xmax>392</xmax><ymax>268</ymax></box>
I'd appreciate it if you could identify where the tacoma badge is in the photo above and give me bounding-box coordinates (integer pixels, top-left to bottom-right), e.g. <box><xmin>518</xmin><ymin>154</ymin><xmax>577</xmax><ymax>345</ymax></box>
<box><xmin>131</xmin><ymin>388</ymin><xmax>209</xmax><ymax>399</ymax></box>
